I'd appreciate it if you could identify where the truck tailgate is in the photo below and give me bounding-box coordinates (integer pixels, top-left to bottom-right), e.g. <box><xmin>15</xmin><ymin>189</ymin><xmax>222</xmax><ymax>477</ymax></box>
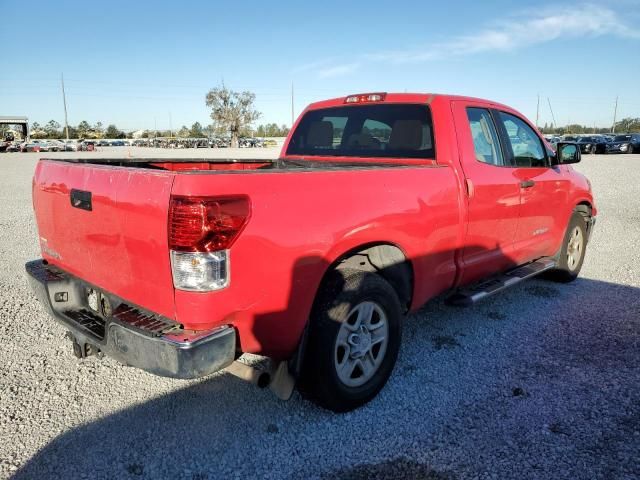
<box><xmin>32</xmin><ymin>160</ymin><xmax>176</xmax><ymax>319</ymax></box>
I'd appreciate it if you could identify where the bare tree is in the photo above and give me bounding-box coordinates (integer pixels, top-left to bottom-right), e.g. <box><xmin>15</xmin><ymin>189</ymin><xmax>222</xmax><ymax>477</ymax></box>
<box><xmin>205</xmin><ymin>86</ymin><xmax>261</xmax><ymax>147</ymax></box>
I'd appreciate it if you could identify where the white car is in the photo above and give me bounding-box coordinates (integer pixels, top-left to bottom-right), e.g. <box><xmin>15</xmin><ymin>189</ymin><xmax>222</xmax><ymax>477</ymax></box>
<box><xmin>63</xmin><ymin>140</ymin><xmax>81</xmax><ymax>151</ymax></box>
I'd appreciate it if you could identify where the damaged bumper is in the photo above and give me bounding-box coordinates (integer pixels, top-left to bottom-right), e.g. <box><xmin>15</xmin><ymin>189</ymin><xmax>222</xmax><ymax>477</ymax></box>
<box><xmin>25</xmin><ymin>259</ymin><xmax>236</xmax><ymax>379</ymax></box>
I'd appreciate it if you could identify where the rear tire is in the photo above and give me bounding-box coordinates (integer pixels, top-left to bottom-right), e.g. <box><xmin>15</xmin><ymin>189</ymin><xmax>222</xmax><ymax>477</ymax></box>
<box><xmin>546</xmin><ymin>211</ymin><xmax>588</xmax><ymax>283</ymax></box>
<box><xmin>299</xmin><ymin>269</ymin><xmax>402</xmax><ymax>412</ymax></box>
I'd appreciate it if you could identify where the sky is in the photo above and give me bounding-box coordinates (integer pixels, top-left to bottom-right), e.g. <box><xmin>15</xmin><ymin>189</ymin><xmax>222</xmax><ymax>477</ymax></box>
<box><xmin>1</xmin><ymin>0</ymin><xmax>640</xmax><ymax>132</ymax></box>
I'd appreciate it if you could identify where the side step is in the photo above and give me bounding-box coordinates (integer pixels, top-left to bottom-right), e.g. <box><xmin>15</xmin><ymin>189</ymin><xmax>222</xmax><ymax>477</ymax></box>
<box><xmin>446</xmin><ymin>258</ymin><xmax>556</xmax><ymax>307</ymax></box>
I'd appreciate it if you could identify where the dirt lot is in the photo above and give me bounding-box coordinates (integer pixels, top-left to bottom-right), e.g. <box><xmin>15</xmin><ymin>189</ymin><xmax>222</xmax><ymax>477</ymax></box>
<box><xmin>0</xmin><ymin>149</ymin><xmax>638</xmax><ymax>479</ymax></box>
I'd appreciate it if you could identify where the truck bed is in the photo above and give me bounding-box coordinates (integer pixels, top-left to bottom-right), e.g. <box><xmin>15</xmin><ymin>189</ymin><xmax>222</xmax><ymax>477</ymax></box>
<box><xmin>32</xmin><ymin>155</ymin><xmax>454</xmax><ymax>356</ymax></box>
<box><xmin>41</xmin><ymin>156</ymin><xmax>435</xmax><ymax>171</ymax></box>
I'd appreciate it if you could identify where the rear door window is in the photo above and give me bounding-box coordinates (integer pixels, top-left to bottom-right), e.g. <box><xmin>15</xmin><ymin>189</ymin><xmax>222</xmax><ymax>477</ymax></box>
<box><xmin>286</xmin><ymin>103</ymin><xmax>435</xmax><ymax>159</ymax></box>
<box><xmin>466</xmin><ymin>108</ymin><xmax>504</xmax><ymax>166</ymax></box>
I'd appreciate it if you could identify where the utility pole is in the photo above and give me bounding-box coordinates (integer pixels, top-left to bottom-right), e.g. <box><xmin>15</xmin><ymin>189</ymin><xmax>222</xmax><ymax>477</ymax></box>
<box><xmin>535</xmin><ymin>94</ymin><xmax>540</xmax><ymax>129</ymax></box>
<box><xmin>612</xmin><ymin>96</ymin><xmax>618</xmax><ymax>133</ymax></box>
<box><xmin>291</xmin><ymin>82</ymin><xmax>295</xmax><ymax>128</ymax></box>
<box><xmin>169</xmin><ymin>112</ymin><xmax>173</xmax><ymax>138</ymax></box>
<box><xmin>547</xmin><ymin>97</ymin><xmax>557</xmax><ymax>131</ymax></box>
<box><xmin>61</xmin><ymin>73</ymin><xmax>69</xmax><ymax>140</ymax></box>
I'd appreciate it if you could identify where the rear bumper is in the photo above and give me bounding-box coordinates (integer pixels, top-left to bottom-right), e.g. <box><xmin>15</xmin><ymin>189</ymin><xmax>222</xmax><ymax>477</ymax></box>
<box><xmin>25</xmin><ymin>259</ymin><xmax>236</xmax><ymax>379</ymax></box>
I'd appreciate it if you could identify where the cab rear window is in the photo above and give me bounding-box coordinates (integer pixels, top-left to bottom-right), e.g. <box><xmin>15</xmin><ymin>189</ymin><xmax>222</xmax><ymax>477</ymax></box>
<box><xmin>286</xmin><ymin>104</ymin><xmax>435</xmax><ymax>159</ymax></box>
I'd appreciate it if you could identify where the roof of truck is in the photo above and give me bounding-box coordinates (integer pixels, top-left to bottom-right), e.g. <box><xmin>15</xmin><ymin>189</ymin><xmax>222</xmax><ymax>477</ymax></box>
<box><xmin>305</xmin><ymin>93</ymin><xmax>512</xmax><ymax>112</ymax></box>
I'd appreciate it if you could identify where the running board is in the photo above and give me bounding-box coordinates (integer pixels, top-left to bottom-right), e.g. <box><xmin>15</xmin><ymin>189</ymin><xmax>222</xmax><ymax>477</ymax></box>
<box><xmin>446</xmin><ymin>258</ymin><xmax>556</xmax><ymax>307</ymax></box>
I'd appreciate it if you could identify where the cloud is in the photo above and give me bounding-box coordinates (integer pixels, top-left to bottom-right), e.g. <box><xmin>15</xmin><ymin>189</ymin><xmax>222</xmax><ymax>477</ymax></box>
<box><xmin>293</xmin><ymin>3</ymin><xmax>639</xmax><ymax>78</ymax></box>
<box><xmin>368</xmin><ymin>3</ymin><xmax>640</xmax><ymax>64</ymax></box>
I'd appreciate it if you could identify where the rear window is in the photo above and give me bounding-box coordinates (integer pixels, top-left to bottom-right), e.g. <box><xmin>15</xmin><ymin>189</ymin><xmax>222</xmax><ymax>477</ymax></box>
<box><xmin>286</xmin><ymin>103</ymin><xmax>435</xmax><ymax>159</ymax></box>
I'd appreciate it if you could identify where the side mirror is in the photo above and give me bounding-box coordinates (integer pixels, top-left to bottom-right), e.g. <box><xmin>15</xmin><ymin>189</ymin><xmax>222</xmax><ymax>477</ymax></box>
<box><xmin>553</xmin><ymin>142</ymin><xmax>581</xmax><ymax>165</ymax></box>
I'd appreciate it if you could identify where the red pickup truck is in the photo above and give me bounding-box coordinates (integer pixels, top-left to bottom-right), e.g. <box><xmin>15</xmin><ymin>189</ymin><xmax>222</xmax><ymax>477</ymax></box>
<box><xmin>26</xmin><ymin>93</ymin><xmax>595</xmax><ymax>411</ymax></box>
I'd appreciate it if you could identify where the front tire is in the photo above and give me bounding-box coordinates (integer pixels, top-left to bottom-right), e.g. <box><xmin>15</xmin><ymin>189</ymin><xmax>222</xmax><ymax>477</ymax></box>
<box><xmin>300</xmin><ymin>269</ymin><xmax>402</xmax><ymax>412</ymax></box>
<box><xmin>547</xmin><ymin>211</ymin><xmax>589</xmax><ymax>283</ymax></box>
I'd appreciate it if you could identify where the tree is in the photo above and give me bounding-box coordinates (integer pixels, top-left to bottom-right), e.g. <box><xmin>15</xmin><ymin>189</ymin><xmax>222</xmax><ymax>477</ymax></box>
<box><xmin>44</xmin><ymin>120</ymin><xmax>61</xmax><ymax>139</ymax></box>
<box><xmin>31</xmin><ymin>122</ymin><xmax>46</xmax><ymax>138</ymax></box>
<box><xmin>77</xmin><ymin>121</ymin><xmax>91</xmax><ymax>138</ymax></box>
<box><xmin>254</xmin><ymin>123</ymin><xmax>290</xmax><ymax>137</ymax></box>
<box><xmin>615</xmin><ymin>117</ymin><xmax>640</xmax><ymax>133</ymax></box>
<box><xmin>105</xmin><ymin>124</ymin><xmax>124</xmax><ymax>139</ymax></box>
<box><xmin>205</xmin><ymin>86</ymin><xmax>261</xmax><ymax>147</ymax></box>
<box><xmin>94</xmin><ymin>122</ymin><xmax>104</xmax><ymax>138</ymax></box>
<box><xmin>177</xmin><ymin>126</ymin><xmax>190</xmax><ymax>138</ymax></box>
<box><xmin>189</xmin><ymin>122</ymin><xmax>204</xmax><ymax>138</ymax></box>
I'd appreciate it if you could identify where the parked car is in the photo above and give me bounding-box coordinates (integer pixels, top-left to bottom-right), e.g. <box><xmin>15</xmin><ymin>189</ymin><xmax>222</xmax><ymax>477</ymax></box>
<box><xmin>111</xmin><ymin>140</ymin><xmax>125</xmax><ymax>146</ymax></box>
<box><xmin>6</xmin><ymin>142</ymin><xmax>22</xmax><ymax>152</ymax></box>
<box><xmin>606</xmin><ymin>133</ymin><xmax>640</xmax><ymax>154</ymax></box>
<box><xmin>79</xmin><ymin>140</ymin><xmax>97</xmax><ymax>151</ymax></box>
<box><xmin>21</xmin><ymin>140</ymin><xmax>50</xmax><ymax>152</ymax></box>
<box><xmin>63</xmin><ymin>140</ymin><xmax>81</xmax><ymax>152</ymax></box>
<box><xmin>26</xmin><ymin>92</ymin><xmax>596</xmax><ymax>412</ymax></box>
<box><xmin>575</xmin><ymin>136</ymin><xmax>608</xmax><ymax>154</ymax></box>
<box><xmin>46</xmin><ymin>140</ymin><xmax>66</xmax><ymax>152</ymax></box>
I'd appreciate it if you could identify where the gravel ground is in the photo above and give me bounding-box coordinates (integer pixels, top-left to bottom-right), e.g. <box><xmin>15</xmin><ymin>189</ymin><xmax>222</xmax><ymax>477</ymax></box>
<box><xmin>0</xmin><ymin>149</ymin><xmax>638</xmax><ymax>480</ymax></box>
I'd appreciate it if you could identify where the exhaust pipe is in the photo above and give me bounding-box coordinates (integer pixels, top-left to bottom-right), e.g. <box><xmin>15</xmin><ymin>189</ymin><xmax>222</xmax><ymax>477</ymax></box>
<box><xmin>225</xmin><ymin>361</ymin><xmax>271</xmax><ymax>388</ymax></box>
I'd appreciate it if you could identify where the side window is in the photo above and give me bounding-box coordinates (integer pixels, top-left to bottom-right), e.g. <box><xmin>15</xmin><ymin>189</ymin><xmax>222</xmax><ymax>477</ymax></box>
<box><xmin>497</xmin><ymin>112</ymin><xmax>547</xmax><ymax>167</ymax></box>
<box><xmin>466</xmin><ymin>107</ymin><xmax>504</xmax><ymax>166</ymax></box>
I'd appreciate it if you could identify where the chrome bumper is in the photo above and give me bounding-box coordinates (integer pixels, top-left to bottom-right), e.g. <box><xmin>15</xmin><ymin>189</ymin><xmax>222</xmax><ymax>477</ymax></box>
<box><xmin>25</xmin><ymin>259</ymin><xmax>236</xmax><ymax>379</ymax></box>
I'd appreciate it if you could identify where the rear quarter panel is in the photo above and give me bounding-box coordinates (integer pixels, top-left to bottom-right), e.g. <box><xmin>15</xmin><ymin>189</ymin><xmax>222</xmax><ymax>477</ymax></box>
<box><xmin>171</xmin><ymin>165</ymin><xmax>461</xmax><ymax>358</ymax></box>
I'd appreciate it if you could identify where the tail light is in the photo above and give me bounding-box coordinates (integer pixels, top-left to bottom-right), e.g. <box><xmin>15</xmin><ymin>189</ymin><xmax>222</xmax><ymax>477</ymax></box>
<box><xmin>168</xmin><ymin>196</ymin><xmax>250</xmax><ymax>291</ymax></box>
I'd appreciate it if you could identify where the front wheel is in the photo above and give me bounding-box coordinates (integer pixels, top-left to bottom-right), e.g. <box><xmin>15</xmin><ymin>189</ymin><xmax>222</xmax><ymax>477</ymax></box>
<box><xmin>300</xmin><ymin>269</ymin><xmax>402</xmax><ymax>412</ymax></box>
<box><xmin>547</xmin><ymin>211</ymin><xmax>589</xmax><ymax>283</ymax></box>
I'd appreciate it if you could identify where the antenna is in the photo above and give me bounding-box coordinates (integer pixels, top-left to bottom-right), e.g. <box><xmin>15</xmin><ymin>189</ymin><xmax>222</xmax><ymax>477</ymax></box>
<box><xmin>61</xmin><ymin>73</ymin><xmax>69</xmax><ymax>140</ymax></box>
<box><xmin>535</xmin><ymin>94</ymin><xmax>540</xmax><ymax>129</ymax></box>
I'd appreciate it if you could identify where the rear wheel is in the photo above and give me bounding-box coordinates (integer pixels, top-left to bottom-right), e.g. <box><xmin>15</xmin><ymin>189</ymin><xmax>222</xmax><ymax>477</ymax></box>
<box><xmin>547</xmin><ymin>211</ymin><xmax>588</xmax><ymax>283</ymax></box>
<box><xmin>300</xmin><ymin>269</ymin><xmax>402</xmax><ymax>412</ymax></box>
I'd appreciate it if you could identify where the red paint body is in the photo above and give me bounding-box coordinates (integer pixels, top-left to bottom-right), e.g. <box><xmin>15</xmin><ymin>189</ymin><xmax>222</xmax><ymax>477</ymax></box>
<box><xmin>32</xmin><ymin>93</ymin><xmax>595</xmax><ymax>359</ymax></box>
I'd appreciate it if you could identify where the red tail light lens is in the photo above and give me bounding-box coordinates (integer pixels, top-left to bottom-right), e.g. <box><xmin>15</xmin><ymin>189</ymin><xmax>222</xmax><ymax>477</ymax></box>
<box><xmin>169</xmin><ymin>196</ymin><xmax>250</xmax><ymax>252</ymax></box>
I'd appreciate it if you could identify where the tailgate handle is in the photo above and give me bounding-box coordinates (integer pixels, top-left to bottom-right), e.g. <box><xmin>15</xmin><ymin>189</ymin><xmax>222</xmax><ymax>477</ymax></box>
<box><xmin>70</xmin><ymin>189</ymin><xmax>92</xmax><ymax>211</ymax></box>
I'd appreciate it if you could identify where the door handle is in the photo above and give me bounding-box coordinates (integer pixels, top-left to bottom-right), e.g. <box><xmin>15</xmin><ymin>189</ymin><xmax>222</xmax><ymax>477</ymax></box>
<box><xmin>520</xmin><ymin>180</ymin><xmax>535</xmax><ymax>188</ymax></box>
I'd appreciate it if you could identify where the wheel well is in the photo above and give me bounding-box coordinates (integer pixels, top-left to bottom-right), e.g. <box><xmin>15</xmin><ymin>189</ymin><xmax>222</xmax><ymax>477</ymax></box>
<box><xmin>331</xmin><ymin>243</ymin><xmax>413</xmax><ymax>312</ymax></box>
<box><xmin>575</xmin><ymin>202</ymin><xmax>592</xmax><ymax>219</ymax></box>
